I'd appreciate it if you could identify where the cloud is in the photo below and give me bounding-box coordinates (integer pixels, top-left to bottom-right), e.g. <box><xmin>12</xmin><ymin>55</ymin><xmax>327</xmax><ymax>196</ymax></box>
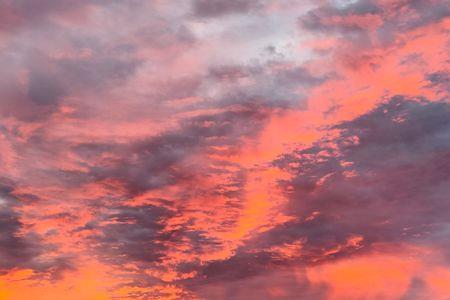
<box><xmin>425</xmin><ymin>71</ymin><xmax>450</xmax><ymax>95</ymax></box>
<box><xmin>0</xmin><ymin>185</ymin><xmax>40</xmax><ymax>272</ymax></box>
<box><xmin>161</xmin><ymin>96</ymin><xmax>450</xmax><ymax>297</ymax></box>
<box><xmin>83</xmin><ymin>106</ymin><xmax>271</xmax><ymax>195</ymax></box>
<box><xmin>93</xmin><ymin>205</ymin><xmax>176</xmax><ymax>264</ymax></box>
<box><xmin>192</xmin><ymin>0</ymin><xmax>263</xmax><ymax>18</ymax></box>
<box><xmin>264</xmin><ymin>96</ymin><xmax>450</xmax><ymax>261</ymax></box>
<box><xmin>191</xmin><ymin>268</ymin><xmax>329</xmax><ymax>300</ymax></box>
<box><xmin>299</xmin><ymin>0</ymin><xmax>450</xmax><ymax>48</ymax></box>
<box><xmin>0</xmin><ymin>182</ymin><xmax>73</xmax><ymax>277</ymax></box>
<box><xmin>0</xmin><ymin>42</ymin><xmax>141</xmax><ymax>122</ymax></box>
<box><xmin>199</xmin><ymin>62</ymin><xmax>328</xmax><ymax>110</ymax></box>
<box><xmin>0</xmin><ymin>0</ymin><xmax>92</xmax><ymax>33</ymax></box>
<box><xmin>0</xmin><ymin>0</ymin><xmax>448</xmax><ymax>298</ymax></box>
<box><xmin>400</xmin><ymin>277</ymin><xmax>429</xmax><ymax>300</ymax></box>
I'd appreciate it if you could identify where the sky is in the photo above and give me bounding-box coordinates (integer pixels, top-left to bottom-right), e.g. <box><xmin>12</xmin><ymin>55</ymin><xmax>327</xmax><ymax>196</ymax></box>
<box><xmin>0</xmin><ymin>0</ymin><xmax>449</xmax><ymax>299</ymax></box>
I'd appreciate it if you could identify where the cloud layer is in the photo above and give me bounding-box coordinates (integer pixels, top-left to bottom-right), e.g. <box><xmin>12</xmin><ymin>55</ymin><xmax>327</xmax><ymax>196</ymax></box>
<box><xmin>0</xmin><ymin>0</ymin><xmax>449</xmax><ymax>299</ymax></box>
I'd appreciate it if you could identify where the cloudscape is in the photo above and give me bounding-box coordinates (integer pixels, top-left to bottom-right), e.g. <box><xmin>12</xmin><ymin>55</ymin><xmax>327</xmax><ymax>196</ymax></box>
<box><xmin>0</xmin><ymin>0</ymin><xmax>449</xmax><ymax>299</ymax></box>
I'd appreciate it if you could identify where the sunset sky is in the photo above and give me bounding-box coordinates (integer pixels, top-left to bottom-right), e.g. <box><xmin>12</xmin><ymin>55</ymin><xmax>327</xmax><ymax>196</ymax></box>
<box><xmin>0</xmin><ymin>0</ymin><xmax>450</xmax><ymax>299</ymax></box>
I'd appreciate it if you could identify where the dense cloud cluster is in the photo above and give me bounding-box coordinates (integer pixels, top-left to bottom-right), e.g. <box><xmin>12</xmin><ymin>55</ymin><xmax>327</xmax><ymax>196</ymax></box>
<box><xmin>271</xmin><ymin>96</ymin><xmax>450</xmax><ymax>258</ymax></box>
<box><xmin>0</xmin><ymin>181</ymin><xmax>72</xmax><ymax>278</ymax></box>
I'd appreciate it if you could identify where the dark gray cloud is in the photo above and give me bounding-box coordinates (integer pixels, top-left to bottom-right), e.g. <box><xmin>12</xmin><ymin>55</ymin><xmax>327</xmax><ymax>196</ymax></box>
<box><xmin>0</xmin><ymin>185</ymin><xmax>41</xmax><ymax>272</ymax></box>
<box><xmin>192</xmin><ymin>0</ymin><xmax>263</xmax><ymax>18</ymax></box>
<box><xmin>0</xmin><ymin>46</ymin><xmax>141</xmax><ymax>121</ymax></box>
<box><xmin>425</xmin><ymin>71</ymin><xmax>450</xmax><ymax>94</ymax></box>
<box><xmin>198</xmin><ymin>62</ymin><xmax>329</xmax><ymax>111</ymax></box>
<box><xmin>0</xmin><ymin>0</ymin><xmax>92</xmax><ymax>32</ymax></box>
<box><xmin>191</xmin><ymin>268</ymin><xmax>328</xmax><ymax>300</ymax></box>
<box><xmin>301</xmin><ymin>0</ymin><xmax>381</xmax><ymax>33</ymax></box>
<box><xmin>0</xmin><ymin>53</ymin><xmax>65</xmax><ymax>121</ymax></box>
<box><xmin>400</xmin><ymin>277</ymin><xmax>429</xmax><ymax>300</ymax></box>
<box><xmin>93</xmin><ymin>205</ymin><xmax>176</xmax><ymax>264</ymax></box>
<box><xmin>390</xmin><ymin>0</ymin><xmax>450</xmax><ymax>30</ymax></box>
<box><xmin>56</xmin><ymin>56</ymin><xmax>141</xmax><ymax>90</ymax></box>
<box><xmin>263</xmin><ymin>96</ymin><xmax>450</xmax><ymax>260</ymax></box>
<box><xmin>88</xmin><ymin>202</ymin><xmax>224</xmax><ymax>287</ymax></box>
<box><xmin>27</xmin><ymin>69</ymin><xmax>65</xmax><ymax>106</ymax></box>
<box><xmin>136</xmin><ymin>22</ymin><xmax>196</xmax><ymax>49</ymax></box>
<box><xmin>0</xmin><ymin>181</ymin><xmax>72</xmax><ymax>277</ymax></box>
<box><xmin>149</xmin><ymin>76</ymin><xmax>202</xmax><ymax>102</ymax></box>
<box><xmin>70</xmin><ymin>108</ymin><xmax>270</xmax><ymax>274</ymax></box>
<box><xmin>85</xmin><ymin>107</ymin><xmax>267</xmax><ymax>195</ymax></box>
<box><xmin>299</xmin><ymin>0</ymin><xmax>450</xmax><ymax>48</ymax></box>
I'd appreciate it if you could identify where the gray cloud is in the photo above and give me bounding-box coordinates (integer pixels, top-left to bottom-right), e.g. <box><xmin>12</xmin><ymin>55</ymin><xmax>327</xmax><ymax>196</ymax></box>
<box><xmin>197</xmin><ymin>62</ymin><xmax>329</xmax><ymax>111</ymax></box>
<box><xmin>425</xmin><ymin>71</ymin><xmax>450</xmax><ymax>94</ymax></box>
<box><xmin>0</xmin><ymin>187</ymin><xmax>41</xmax><ymax>272</ymax></box>
<box><xmin>191</xmin><ymin>268</ymin><xmax>328</xmax><ymax>300</ymax></box>
<box><xmin>93</xmin><ymin>205</ymin><xmax>176</xmax><ymax>264</ymax></box>
<box><xmin>299</xmin><ymin>0</ymin><xmax>450</xmax><ymax>48</ymax></box>
<box><xmin>0</xmin><ymin>0</ymin><xmax>93</xmax><ymax>33</ymax></box>
<box><xmin>84</xmin><ymin>107</ymin><xmax>268</xmax><ymax>195</ymax></box>
<box><xmin>0</xmin><ymin>182</ymin><xmax>73</xmax><ymax>277</ymax></box>
<box><xmin>192</xmin><ymin>0</ymin><xmax>263</xmax><ymax>18</ymax></box>
<box><xmin>264</xmin><ymin>96</ymin><xmax>450</xmax><ymax>260</ymax></box>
